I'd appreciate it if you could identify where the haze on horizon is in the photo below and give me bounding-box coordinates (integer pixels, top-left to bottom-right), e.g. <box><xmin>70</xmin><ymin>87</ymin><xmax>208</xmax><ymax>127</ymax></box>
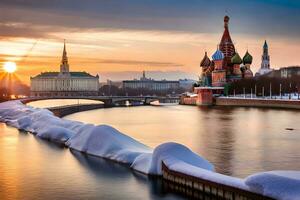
<box><xmin>0</xmin><ymin>0</ymin><xmax>300</xmax><ymax>84</ymax></box>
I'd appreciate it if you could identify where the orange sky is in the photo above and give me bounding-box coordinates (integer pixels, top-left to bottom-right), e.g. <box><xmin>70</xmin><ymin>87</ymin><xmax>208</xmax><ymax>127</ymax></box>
<box><xmin>1</xmin><ymin>29</ymin><xmax>300</xmax><ymax>85</ymax></box>
<box><xmin>1</xmin><ymin>1</ymin><xmax>300</xmax><ymax>85</ymax></box>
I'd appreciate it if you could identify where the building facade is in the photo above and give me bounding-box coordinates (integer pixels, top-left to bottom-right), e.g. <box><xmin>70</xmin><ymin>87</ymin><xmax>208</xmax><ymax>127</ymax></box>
<box><xmin>30</xmin><ymin>41</ymin><xmax>99</xmax><ymax>97</ymax></box>
<box><xmin>257</xmin><ymin>40</ymin><xmax>273</xmax><ymax>76</ymax></box>
<box><xmin>280</xmin><ymin>66</ymin><xmax>300</xmax><ymax>78</ymax></box>
<box><xmin>200</xmin><ymin>16</ymin><xmax>254</xmax><ymax>87</ymax></box>
<box><xmin>122</xmin><ymin>71</ymin><xmax>180</xmax><ymax>91</ymax></box>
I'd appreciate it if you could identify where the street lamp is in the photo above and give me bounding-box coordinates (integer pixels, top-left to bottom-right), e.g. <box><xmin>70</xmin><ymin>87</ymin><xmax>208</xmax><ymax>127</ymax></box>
<box><xmin>270</xmin><ymin>83</ymin><xmax>272</xmax><ymax>99</ymax></box>
<box><xmin>280</xmin><ymin>83</ymin><xmax>282</xmax><ymax>99</ymax></box>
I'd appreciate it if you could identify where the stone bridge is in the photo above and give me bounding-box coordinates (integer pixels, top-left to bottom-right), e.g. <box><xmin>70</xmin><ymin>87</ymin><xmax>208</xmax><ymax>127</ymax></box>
<box><xmin>20</xmin><ymin>96</ymin><xmax>180</xmax><ymax>106</ymax></box>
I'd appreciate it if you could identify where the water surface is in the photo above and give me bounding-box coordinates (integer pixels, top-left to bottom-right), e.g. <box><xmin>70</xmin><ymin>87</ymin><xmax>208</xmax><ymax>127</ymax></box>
<box><xmin>64</xmin><ymin>105</ymin><xmax>300</xmax><ymax>177</ymax></box>
<box><xmin>0</xmin><ymin>123</ymin><xmax>182</xmax><ymax>200</ymax></box>
<box><xmin>28</xmin><ymin>99</ymin><xmax>102</xmax><ymax>108</ymax></box>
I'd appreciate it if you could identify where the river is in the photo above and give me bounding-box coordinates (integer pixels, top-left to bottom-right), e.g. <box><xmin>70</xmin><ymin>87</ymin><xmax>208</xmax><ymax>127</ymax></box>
<box><xmin>64</xmin><ymin>104</ymin><xmax>300</xmax><ymax>178</ymax></box>
<box><xmin>1</xmin><ymin>99</ymin><xmax>300</xmax><ymax>199</ymax></box>
<box><xmin>0</xmin><ymin>123</ymin><xmax>183</xmax><ymax>200</ymax></box>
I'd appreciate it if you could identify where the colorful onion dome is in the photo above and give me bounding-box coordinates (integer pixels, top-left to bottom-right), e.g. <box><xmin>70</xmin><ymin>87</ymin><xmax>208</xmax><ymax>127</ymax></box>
<box><xmin>231</xmin><ymin>53</ymin><xmax>242</xmax><ymax>64</ymax></box>
<box><xmin>200</xmin><ymin>52</ymin><xmax>211</xmax><ymax>67</ymax></box>
<box><xmin>212</xmin><ymin>49</ymin><xmax>224</xmax><ymax>61</ymax></box>
<box><xmin>243</xmin><ymin>51</ymin><xmax>253</xmax><ymax>64</ymax></box>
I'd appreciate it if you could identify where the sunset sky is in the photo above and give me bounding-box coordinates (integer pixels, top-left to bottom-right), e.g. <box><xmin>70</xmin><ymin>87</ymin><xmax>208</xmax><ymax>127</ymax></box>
<box><xmin>0</xmin><ymin>0</ymin><xmax>300</xmax><ymax>84</ymax></box>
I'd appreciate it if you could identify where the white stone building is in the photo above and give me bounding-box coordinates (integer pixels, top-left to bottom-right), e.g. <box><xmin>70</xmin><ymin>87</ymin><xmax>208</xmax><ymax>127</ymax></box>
<box><xmin>30</xmin><ymin>41</ymin><xmax>99</xmax><ymax>97</ymax></box>
<box><xmin>122</xmin><ymin>71</ymin><xmax>180</xmax><ymax>91</ymax></box>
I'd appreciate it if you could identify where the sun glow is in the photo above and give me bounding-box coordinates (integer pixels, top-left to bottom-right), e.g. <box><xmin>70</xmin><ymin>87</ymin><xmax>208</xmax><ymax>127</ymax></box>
<box><xmin>3</xmin><ymin>62</ymin><xmax>17</xmax><ymax>73</ymax></box>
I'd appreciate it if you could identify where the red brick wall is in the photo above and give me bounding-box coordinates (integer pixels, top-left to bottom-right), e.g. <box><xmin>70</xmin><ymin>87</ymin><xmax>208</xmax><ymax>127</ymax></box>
<box><xmin>216</xmin><ymin>98</ymin><xmax>300</xmax><ymax>109</ymax></box>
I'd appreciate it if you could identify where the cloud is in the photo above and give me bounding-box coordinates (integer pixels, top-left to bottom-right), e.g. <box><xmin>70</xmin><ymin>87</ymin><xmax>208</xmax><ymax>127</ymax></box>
<box><xmin>0</xmin><ymin>23</ymin><xmax>49</xmax><ymax>39</ymax></box>
<box><xmin>1</xmin><ymin>0</ymin><xmax>300</xmax><ymax>39</ymax></box>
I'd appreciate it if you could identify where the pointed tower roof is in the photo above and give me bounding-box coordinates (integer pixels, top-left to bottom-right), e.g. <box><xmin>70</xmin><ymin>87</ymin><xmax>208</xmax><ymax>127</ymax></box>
<box><xmin>263</xmin><ymin>40</ymin><xmax>268</xmax><ymax>49</ymax></box>
<box><xmin>200</xmin><ymin>52</ymin><xmax>211</xmax><ymax>67</ymax></box>
<box><xmin>61</xmin><ymin>39</ymin><xmax>68</xmax><ymax>65</ymax></box>
<box><xmin>219</xmin><ymin>16</ymin><xmax>235</xmax><ymax>61</ymax></box>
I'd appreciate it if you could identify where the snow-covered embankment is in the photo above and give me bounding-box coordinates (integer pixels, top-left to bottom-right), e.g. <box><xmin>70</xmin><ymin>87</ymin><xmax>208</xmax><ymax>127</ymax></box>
<box><xmin>0</xmin><ymin>100</ymin><xmax>299</xmax><ymax>200</ymax></box>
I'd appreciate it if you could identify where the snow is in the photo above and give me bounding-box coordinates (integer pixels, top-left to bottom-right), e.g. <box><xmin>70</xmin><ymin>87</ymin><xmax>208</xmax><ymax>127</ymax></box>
<box><xmin>0</xmin><ymin>100</ymin><xmax>299</xmax><ymax>199</ymax></box>
<box><xmin>147</xmin><ymin>142</ymin><xmax>213</xmax><ymax>175</ymax></box>
<box><xmin>66</xmin><ymin>125</ymin><xmax>152</xmax><ymax>164</ymax></box>
<box><xmin>36</xmin><ymin>126</ymin><xmax>75</xmax><ymax>144</ymax></box>
<box><xmin>245</xmin><ymin>171</ymin><xmax>300</xmax><ymax>200</ymax></box>
<box><xmin>169</xmin><ymin>161</ymin><xmax>249</xmax><ymax>191</ymax></box>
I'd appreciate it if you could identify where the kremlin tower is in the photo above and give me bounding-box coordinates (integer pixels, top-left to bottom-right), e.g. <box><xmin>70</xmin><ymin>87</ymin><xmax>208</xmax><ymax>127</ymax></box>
<box><xmin>257</xmin><ymin>40</ymin><xmax>273</xmax><ymax>76</ymax></box>
<box><xmin>199</xmin><ymin>16</ymin><xmax>253</xmax><ymax>87</ymax></box>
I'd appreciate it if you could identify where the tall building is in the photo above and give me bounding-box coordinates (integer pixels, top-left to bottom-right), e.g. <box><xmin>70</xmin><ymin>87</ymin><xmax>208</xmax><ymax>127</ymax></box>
<box><xmin>30</xmin><ymin>41</ymin><xmax>100</xmax><ymax>97</ymax></box>
<box><xmin>199</xmin><ymin>16</ymin><xmax>253</xmax><ymax>87</ymax></box>
<box><xmin>257</xmin><ymin>40</ymin><xmax>273</xmax><ymax>76</ymax></box>
<box><xmin>122</xmin><ymin>71</ymin><xmax>180</xmax><ymax>91</ymax></box>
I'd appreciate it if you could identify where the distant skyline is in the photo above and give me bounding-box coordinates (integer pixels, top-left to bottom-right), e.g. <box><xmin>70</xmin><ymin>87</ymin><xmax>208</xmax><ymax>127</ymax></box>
<box><xmin>1</xmin><ymin>0</ymin><xmax>300</xmax><ymax>84</ymax></box>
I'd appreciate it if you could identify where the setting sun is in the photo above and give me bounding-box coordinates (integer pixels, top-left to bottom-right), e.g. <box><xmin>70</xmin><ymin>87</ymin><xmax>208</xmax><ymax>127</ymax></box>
<box><xmin>3</xmin><ymin>62</ymin><xmax>17</xmax><ymax>73</ymax></box>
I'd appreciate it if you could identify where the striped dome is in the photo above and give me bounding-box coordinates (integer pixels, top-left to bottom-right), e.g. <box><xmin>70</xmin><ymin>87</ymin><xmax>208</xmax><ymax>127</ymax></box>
<box><xmin>243</xmin><ymin>51</ymin><xmax>253</xmax><ymax>64</ymax></box>
<box><xmin>200</xmin><ymin>52</ymin><xmax>211</xmax><ymax>67</ymax></box>
<box><xmin>212</xmin><ymin>49</ymin><xmax>224</xmax><ymax>61</ymax></box>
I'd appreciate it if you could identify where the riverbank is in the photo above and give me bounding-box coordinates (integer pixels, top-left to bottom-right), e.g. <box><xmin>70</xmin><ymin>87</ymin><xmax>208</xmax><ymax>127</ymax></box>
<box><xmin>216</xmin><ymin>97</ymin><xmax>300</xmax><ymax>109</ymax></box>
<box><xmin>181</xmin><ymin>95</ymin><xmax>300</xmax><ymax>110</ymax></box>
<box><xmin>0</xmin><ymin>100</ymin><xmax>299</xmax><ymax>200</ymax></box>
<box><xmin>47</xmin><ymin>104</ymin><xmax>105</xmax><ymax>117</ymax></box>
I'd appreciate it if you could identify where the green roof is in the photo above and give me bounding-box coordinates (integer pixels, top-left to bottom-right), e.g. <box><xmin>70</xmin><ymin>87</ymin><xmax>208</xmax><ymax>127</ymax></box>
<box><xmin>231</xmin><ymin>53</ymin><xmax>242</xmax><ymax>64</ymax></box>
<box><xmin>34</xmin><ymin>71</ymin><xmax>97</xmax><ymax>78</ymax></box>
<box><xmin>243</xmin><ymin>51</ymin><xmax>253</xmax><ymax>64</ymax></box>
<box><xmin>70</xmin><ymin>72</ymin><xmax>95</xmax><ymax>77</ymax></box>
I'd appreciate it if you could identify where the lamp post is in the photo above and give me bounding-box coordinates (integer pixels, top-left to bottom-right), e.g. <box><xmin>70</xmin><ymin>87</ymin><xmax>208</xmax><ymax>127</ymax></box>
<box><xmin>270</xmin><ymin>83</ymin><xmax>272</xmax><ymax>99</ymax></box>
<box><xmin>289</xmin><ymin>83</ymin><xmax>292</xmax><ymax>99</ymax></box>
<box><xmin>280</xmin><ymin>84</ymin><xmax>282</xmax><ymax>99</ymax></box>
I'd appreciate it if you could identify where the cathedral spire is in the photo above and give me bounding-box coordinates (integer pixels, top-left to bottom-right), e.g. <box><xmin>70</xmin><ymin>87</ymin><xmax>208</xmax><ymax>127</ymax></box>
<box><xmin>219</xmin><ymin>16</ymin><xmax>235</xmax><ymax>65</ymax></box>
<box><xmin>62</xmin><ymin>39</ymin><xmax>68</xmax><ymax>65</ymax></box>
<box><xmin>60</xmin><ymin>39</ymin><xmax>70</xmax><ymax>74</ymax></box>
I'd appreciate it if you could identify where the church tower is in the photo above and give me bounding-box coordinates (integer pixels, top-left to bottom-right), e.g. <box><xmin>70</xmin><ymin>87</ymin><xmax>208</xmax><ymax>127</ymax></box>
<box><xmin>219</xmin><ymin>16</ymin><xmax>236</xmax><ymax>69</ymax></box>
<box><xmin>60</xmin><ymin>40</ymin><xmax>70</xmax><ymax>74</ymax></box>
<box><xmin>257</xmin><ymin>40</ymin><xmax>272</xmax><ymax>76</ymax></box>
<box><xmin>261</xmin><ymin>40</ymin><xmax>270</xmax><ymax>69</ymax></box>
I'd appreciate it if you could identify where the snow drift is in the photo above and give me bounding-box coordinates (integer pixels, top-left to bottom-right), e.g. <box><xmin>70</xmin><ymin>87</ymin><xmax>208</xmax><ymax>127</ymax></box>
<box><xmin>131</xmin><ymin>142</ymin><xmax>214</xmax><ymax>175</ymax></box>
<box><xmin>245</xmin><ymin>171</ymin><xmax>300</xmax><ymax>200</ymax></box>
<box><xmin>0</xmin><ymin>100</ymin><xmax>299</xmax><ymax>200</ymax></box>
<box><xmin>66</xmin><ymin>125</ymin><xmax>152</xmax><ymax>164</ymax></box>
<box><xmin>36</xmin><ymin>126</ymin><xmax>75</xmax><ymax>144</ymax></box>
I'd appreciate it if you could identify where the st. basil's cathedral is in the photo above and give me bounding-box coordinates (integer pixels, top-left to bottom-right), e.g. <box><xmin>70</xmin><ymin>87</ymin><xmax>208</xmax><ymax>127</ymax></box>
<box><xmin>200</xmin><ymin>16</ymin><xmax>253</xmax><ymax>87</ymax></box>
